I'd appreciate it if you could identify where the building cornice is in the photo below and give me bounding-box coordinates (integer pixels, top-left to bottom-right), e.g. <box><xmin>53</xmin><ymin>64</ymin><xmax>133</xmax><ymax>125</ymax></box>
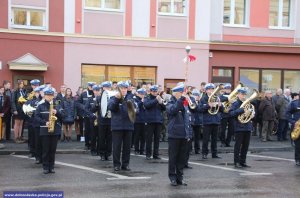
<box><xmin>1</xmin><ymin>28</ymin><xmax>300</xmax><ymax>49</ymax></box>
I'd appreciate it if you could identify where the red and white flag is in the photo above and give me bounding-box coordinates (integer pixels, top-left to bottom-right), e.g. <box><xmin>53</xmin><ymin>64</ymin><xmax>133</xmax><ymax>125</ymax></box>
<box><xmin>183</xmin><ymin>55</ymin><xmax>196</xmax><ymax>63</ymax></box>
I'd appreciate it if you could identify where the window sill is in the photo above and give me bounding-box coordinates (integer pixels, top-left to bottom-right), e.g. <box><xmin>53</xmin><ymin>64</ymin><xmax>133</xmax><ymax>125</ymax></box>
<box><xmin>84</xmin><ymin>7</ymin><xmax>123</xmax><ymax>13</ymax></box>
<box><xmin>157</xmin><ymin>12</ymin><xmax>187</xmax><ymax>17</ymax></box>
<box><xmin>10</xmin><ymin>25</ymin><xmax>47</xmax><ymax>31</ymax></box>
<box><xmin>269</xmin><ymin>26</ymin><xmax>294</xmax><ymax>31</ymax></box>
<box><xmin>223</xmin><ymin>24</ymin><xmax>250</xmax><ymax>28</ymax></box>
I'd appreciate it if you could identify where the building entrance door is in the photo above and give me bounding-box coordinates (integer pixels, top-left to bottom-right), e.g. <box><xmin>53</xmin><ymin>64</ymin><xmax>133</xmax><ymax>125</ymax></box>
<box><xmin>13</xmin><ymin>75</ymin><xmax>44</xmax><ymax>92</ymax></box>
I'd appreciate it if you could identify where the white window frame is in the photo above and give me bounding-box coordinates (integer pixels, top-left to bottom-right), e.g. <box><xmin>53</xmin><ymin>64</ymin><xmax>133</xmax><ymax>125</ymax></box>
<box><xmin>84</xmin><ymin>0</ymin><xmax>124</xmax><ymax>12</ymax></box>
<box><xmin>157</xmin><ymin>0</ymin><xmax>187</xmax><ymax>17</ymax></box>
<box><xmin>269</xmin><ymin>0</ymin><xmax>293</xmax><ymax>30</ymax></box>
<box><xmin>10</xmin><ymin>5</ymin><xmax>47</xmax><ymax>31</ymax></box>
<box><xmin>223</xmin><ymin>0</ymin><xmax>250</xmax><ymax>28</ymax></box>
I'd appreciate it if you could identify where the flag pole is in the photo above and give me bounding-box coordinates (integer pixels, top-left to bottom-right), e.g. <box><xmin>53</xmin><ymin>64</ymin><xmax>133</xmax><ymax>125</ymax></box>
<box><xmin>184</xmin><ymin>45</ymin><xmax>191</xmax><ymax>92</ymax></box>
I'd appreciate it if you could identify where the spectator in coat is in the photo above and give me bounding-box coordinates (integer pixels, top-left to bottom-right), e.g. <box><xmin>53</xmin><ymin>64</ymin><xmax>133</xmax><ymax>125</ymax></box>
<box><xmin>259</xmin><ymin>90</ymin><xmax>276</xmax><ymax>142</ymax></box>
<box><xmin>276</xmin><ymin>88</ymin><xmax>291</xmax><ymax>141</ymax></box>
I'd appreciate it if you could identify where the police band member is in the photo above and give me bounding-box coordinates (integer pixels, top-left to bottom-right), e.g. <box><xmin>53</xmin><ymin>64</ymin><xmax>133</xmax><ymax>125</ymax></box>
<box><xmin>200</xmin><ymin>83</ymin><xmax>222</xmax><ymax>159</ymax></box>
<box><xmin>79</xmin><ymin>82</ymin><xmax>96</xmax><ymax>150</ymax></box>
<box><xmin>167</xmin><ymin>82</ymin><xmax>192</xmax><ymax>186</ymax></box>
<box><xmin>229</xmin><ymin>87</ymin><xmax>252</xmax><ymax>168</ymax></box>
<box><xmin>190</xmin><ymin>89</ymin><xmax>202</xmax><ymax>154</ymax></box>
<box><xmin>134</xmin><ymin>88</ymin><xmax>147</xmax><ymax>155</ymax></box>
<box><xmin>34</xmin><ymin>85</ymin><xmax>46</xmax><ymax>164</ymax></box>
<box><xmin>286</xmin><ymin>92</ymin><xmax>300</xmax><ymax>166</ymax></box>
<box><xmin>108</xmin><ymin>81</ymin><xmax>135</xmax><ymax>171</ymax></box>
<box><xmin>144</xmin><ymin>85</ymin><xmax>166</xmax><ymax>160</ymax></box>
<box><xmin>220</xmin><ymin>83</ymin><xmax>234</xmax><ymax>147</ymax></box>
<box><xmin>89</xmin><ymin>84</ymin><xmax>101</xmax><ymax>156</ymax></box>
<box><xmin>25</xmin><ymin>83</ymin><xmax>41</xmax><ymax>158</ymax></box>
<box><xmin>35</xmin><ymin>87</ymin><xmax>64</xmax><ymax>174</ymax></box>
<box><xmin>98</xmin><ymin>81</ymin><xmax>113</xmax><ymax>161</ymax></box>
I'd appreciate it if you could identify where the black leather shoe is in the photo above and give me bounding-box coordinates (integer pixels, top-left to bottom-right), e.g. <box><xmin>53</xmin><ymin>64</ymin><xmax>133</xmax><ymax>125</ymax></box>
<box><xmin>43</xmin><ymin>170</ymin><xmax>50</xmax><ymax>174</ymax></box>
<box><xmin>105</xmin><ymin>156</ymin><xmax>111</xmax><ymax>161</ymax></box>
<box><xmin>240</xmin><ymin>163</ymin><xmax>251</xmax><ymax>168</ymax></box>
<box><xmin>121</xmin><ymin>166</ymin><xmax>131</xmax><ymax>171</ymax></box>
<box><xmin>195</xmin><ymin>151</ymin><xmax>200</xmax><ymax>154</ymax></box>
<box><xmin>212</xmin><ymin>155</ymin><xmax>221</xmax><ymax>159</ymax></box>
<box><xmin>146</xmin><ymin>156</ymin><xmax>151</xmax><ymax>160</ymax></box>
<box><xmin>153</xmin><ymin>156</ymin><xmax>161</xmax><ymax>160</ymax></box>
<box><xmin>177</xmin><ymin>180</ymin><xmax>188</xmax><ymax>186</ymax></box>
<box><xmin>170</xmin><ymin>180</ymin><xmax>177</xmax><ymax>186</ymax></box>
<box><xmin>225</xmin><ymin>143</ymin><xmax>231</xmax><ymax>147</ymax></box>
<box><xmin>184</xmin><ymin>165</ymin><xmax>193</xmax><ymax>169</ymax></box>
<box><xmin>100</xmin><ymin>156</ymin><xmax>105</xmax><ymax>161</ymax></box>
<box><xmin>202</xmin><ymin>155</ymin><xmax>207</xmax><ymax>159</ymax></box>
<box><xmin>114</xmin><ymin>167</ymin><xmax>120</xmax><ymax>171</ymax></box>
<box><xmin>49</xmin><ymin>169</ymin><xmax>55</xmax><ymax>173</ymax></box>
<box><xmin>234</xmin><ymin>163</ymin><xmax>242</xmax><ymax>168</ymax></box>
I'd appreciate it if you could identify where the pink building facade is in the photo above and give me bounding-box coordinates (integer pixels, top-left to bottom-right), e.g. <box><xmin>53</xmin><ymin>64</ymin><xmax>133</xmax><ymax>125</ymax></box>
<box><xmin>1</xmin><ymin>0</ymin><xmax>300</xmax><ymax>93</ymax></box>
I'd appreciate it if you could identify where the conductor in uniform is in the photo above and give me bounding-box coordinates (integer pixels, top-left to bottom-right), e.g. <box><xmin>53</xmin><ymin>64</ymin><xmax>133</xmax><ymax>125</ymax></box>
<box><xmin>167</xmin><ymin>82</ymin><xmax>192</xmax><ymax>186</ymax></box>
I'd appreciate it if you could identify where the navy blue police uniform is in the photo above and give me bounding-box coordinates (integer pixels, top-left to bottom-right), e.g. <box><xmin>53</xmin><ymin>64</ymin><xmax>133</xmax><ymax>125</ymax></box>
<box><xmin>219</xmin><ymin>84</ymin><xmax>234</xmax><ymax>147</ymax></box>
<box><xmin>167</xmin><ymin>84</ymin><xmax>192</xmax><ymax>186</ymax></box>
<box><xmin>133</xmin><ymin>89</ymin><xmax>147</xmax><ymax>155</ymax></box>
<box><xmin>286</xmin><ymin>98</ymin><xmax>300</xmax><ymax>166</ymax></box>
<box><xmin>35</xmin><ymin>88</ymin><xmax>64</xmax><ymax>174</ymax></box>
<box><xmin>200</xmin><ymin>84</ymin><xmax>223</xmax><ymax>159</ymax></box>
<box><xmin>229</xmin><ymin>89</ymin><xmax>252</xmax><ymax>168</ymax></box>
<box><xmin>78</xmin><ymin>82</ymin><xmax>95</xmax><ymax>149</ymax></box>
<box><xmin>143</xmin><ymin>85</ymin><xmax>166</xmax><ymax>159</ymax></box>
<box><xmin>108</xmin><ymin>81</ymin><xmax>135</xmax><ymax>171</ymax></box>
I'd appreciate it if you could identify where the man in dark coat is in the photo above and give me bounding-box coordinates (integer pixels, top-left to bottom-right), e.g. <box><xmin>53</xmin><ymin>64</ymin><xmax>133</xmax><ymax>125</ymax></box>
<box><xmin>259</xmin><ymin>90</ymin><xmax>276</xmax><ymax>142</ymax></box>
<box><xmin>167</xmin><ymin>82</ymin><xmax>192</xmax><ymax>186</ymax></box>
<box><xmin>35</xmin><ymin>87</ymin><xmax>64</xmax><ymax>174</ymax></box>
<box><xmin>108</xmin><ymin>81</ymin><xmax>136</xmax><ymax>172</ymax></box>
<box><xmin>229</xmin><ymin>87</ymin><xmax>253</xmax><ymax>168</ymax></box>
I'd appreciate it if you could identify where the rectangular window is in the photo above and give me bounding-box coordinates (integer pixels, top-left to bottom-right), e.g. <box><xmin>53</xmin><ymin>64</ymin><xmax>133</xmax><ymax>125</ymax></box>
<box><xmin>81</xmin><ymin>65</ymin><xmax>156</xmax><ymax>88</ymax></box>
<box><xmin>223</xmin><ymin>0</ymin><xmax>247</xmax><ymax>26</ymax></box>
<box><xmin>269</xmin><ymin>0</ymin><xmax>291</xmax><ymax>28</ymax></box>
<box><xmin>239</xmin><ymin>69</ymin><xmax>259</xmax><ymax>91</ymax></box>
<box><xmin>212</xmin><ymin>68</ymin><xmax>232</xmax><ymax>77</ymax></box>
<box><xmin>158</xmin><ymin>0</ymin><xmax>186</xmax><ymax>15</ymax></box>
<box><xmin>84</xmin><ymin>0</ymin><xmax>121</xmax><ymax>10</ymax></box>
<box><xmin>82</xmin><ymin>65</ymin><xmax>106</xmax><ymax>86</ymax></box>
<box><xmin>284</xmin><ymin>70</ymin><xmax>300</xmax><ymax>93</ymax></box>
<box><xmin>262</xmin><ymin>70</ymin><xmax>281</xmax><ymax>93</ymax></box>
<box><xmin>12</xmin><ymin>8</ymin><xmax>46</xmax><ymax>30</ymax></box>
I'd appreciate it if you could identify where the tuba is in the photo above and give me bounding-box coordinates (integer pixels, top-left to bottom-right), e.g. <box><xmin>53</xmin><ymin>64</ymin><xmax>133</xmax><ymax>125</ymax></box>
<box><xmin>223</xmin><ymin>82</ymin><xmax>244</xmax><ymax>113</ymax></box>
<box><xmin>238</xmin><ymin>89</ymin><xmax>258</xmax><ymax>124</ymax></box>
<box><xmin>291</xmin><ymin>120</ymin><xmax>300</xmax><ymax>141</ymax></box>
<box><xmin>208</xmin><ymin>84</ymin><xmax>223</xmax><ymax>115</ymax></box>
<box><xmin>48</xmin><ymin>101</ymin><xmax>58</xmax><ymax>133</ymax></box>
